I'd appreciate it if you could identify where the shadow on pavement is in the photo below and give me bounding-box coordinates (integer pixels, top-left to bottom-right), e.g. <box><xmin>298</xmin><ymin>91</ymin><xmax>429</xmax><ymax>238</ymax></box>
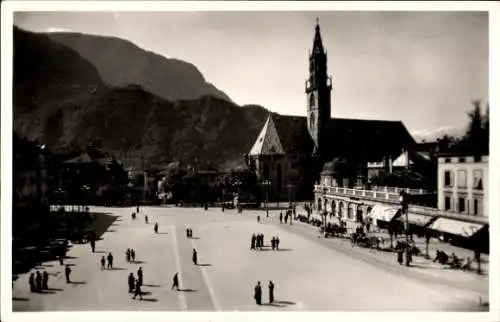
<box><xmin>106</xmin><ymin>230</ymin><xmax>117</xmax><ymax>233</ymax></box>
<box><xmin>179</xmin><ymin>289</ymin><xmax>197</xmax><ymax>292</ymax></box>
<box><xmin>262</xmin><ymin>300</ymin><xmax>296</xmax><ymax>307</ymax></box>
<box><xmin>197</xmin><ymin>264</ymin><xmax>212</xmax><ymax>267</ymax></box>
<box><xmin>109</xmin><ymin>267</ymin><xmax>127</xmax><ymax>271</ymax></box>
<box><xmin>142</xmin><ymin>298</ymin><xmax>158</xmax><ymax>302</ymax></box>
<box><xmin>70</xmin><ymin>281</ymin><xmax>87</xmax><ymax>285</ymax></box>
<box><xmin>143</xmin><ymin>284</ymin><xmax>160</xmax><ymax>287</ymax></box>
<box><xmin>141</xmin><ymin>291</ymin><xmax>152</xmax><ymax>296</ymax></box>
<box><xmin>47</xmin><ymin>288</ymin><xmax>63</xmax><ymax>291</ymax></box>
<box><xmin>94</xmin><ymin>251</ymin><xmax>107</xmax><ymax>254</ymax></box>
<box><xmin>133</xmin><ymin>261</ymin><xmax>147</xmax><ymax>264</ymax></box>
<box><xmin>157</xmin><ymin>232</ymin><xmax>169</xmax><ymax>235</ymax></box>
<box><xmin>65</xmin><ymin>256</ymin><xmax>79</xmax><ymax>259</ymax></box>
<box><xmin>38</xmin><ymin>290</ymin><xmax>57</xmax><ymax>294</ymax></box>
<box><xmin>13</xmin><ymin>297</ymin><xmax>30</xmax><ymax>301</ymax></box>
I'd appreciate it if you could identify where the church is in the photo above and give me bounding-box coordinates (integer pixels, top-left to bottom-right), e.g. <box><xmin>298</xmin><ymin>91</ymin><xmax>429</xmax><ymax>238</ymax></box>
<box><xmin>247</xmin><ymin>20</ymin><xmax>417</xmax><ymax>201</ymax></box>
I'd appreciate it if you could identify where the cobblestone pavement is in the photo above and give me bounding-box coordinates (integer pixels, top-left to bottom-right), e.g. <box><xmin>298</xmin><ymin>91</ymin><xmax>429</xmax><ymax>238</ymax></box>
<box><xmin>12</xmin><ymin>206</ymin><xmax>489</xmax><ymax>311</ymax></box>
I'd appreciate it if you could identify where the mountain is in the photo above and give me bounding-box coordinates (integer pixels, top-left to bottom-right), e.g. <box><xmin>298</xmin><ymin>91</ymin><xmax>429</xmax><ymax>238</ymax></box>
<box><xmin>411</xmin><ymin>125</ymin><xmax>466</xmax><ymax>143</ymax></box>
<box><xmin>46</xmin><ymin>32</ymin><xmax>232</xmax><ymax>103</ymax></box>
<box><xmin>13</xmin><ymin>27</ymin><xmax>269</xmax><ymax>168</ymax></box>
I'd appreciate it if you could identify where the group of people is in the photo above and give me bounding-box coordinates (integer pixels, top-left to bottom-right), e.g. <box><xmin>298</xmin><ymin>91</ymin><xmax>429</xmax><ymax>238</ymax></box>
<box><xmin>128</xmin><ymin>267</ymin><xmax>144</xmax><ymax>300</ymax></box>
<box><xmin>186</xmin><ymin>227</ymin><xmax>194</xmax><ymax>238</ymax></box>
<box><xmin>126</xmin><ymin>249</ymin><xmax>137</xmax><ymax>263</ymax></box>
<box><xmin>278</xmin><ymin>212</ymin><xmax>293</xmax><ymax>225</ymax></box>
<box><xmin>100</xmin><ymin>252</ymin><xmax>115</xmax><ymax>269</ymax></box>
<box><xmin>29</xmin><ymin>271</ymin><xmax>49</xmax><ymax>292</ymax></box>
<box><xmin>254</xmin><ymin>281</ymin><xmax>275</xmax><ymax>305</ymax></box>
<box><xmin>251</xmin><ymin>233</ymin><xmax>266</xmax><ymax>250</ymax></box>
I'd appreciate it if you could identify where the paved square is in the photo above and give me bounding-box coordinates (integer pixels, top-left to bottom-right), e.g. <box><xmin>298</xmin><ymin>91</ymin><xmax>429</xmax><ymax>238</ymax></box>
<box><xmin>12</xmin><ymin>206</ymin><xmax>488</xmax><ymax>311</ymax></box>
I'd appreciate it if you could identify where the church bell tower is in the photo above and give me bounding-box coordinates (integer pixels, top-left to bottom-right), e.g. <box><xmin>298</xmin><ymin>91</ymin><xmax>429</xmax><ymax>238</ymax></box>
<box><xmin>306</xmin><ymin>18</ymin><xmax>332</xmax><ymax>159</ymax></box>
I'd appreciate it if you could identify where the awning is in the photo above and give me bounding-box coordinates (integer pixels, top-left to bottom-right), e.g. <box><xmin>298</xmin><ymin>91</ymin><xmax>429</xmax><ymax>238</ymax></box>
<box><xmin>367</xmin><ymin>204</ymin><xmax>401</xmax><ymax>222</ymax></box>
<box><xmin>397</xmin><ymin>213</ymin><xmax>435</xmax><ymax>227</ymax></box>
<box><xmin>428</xmin><ymin>217</ymin><xmax>485</xmax><ymax>238</ymax></box>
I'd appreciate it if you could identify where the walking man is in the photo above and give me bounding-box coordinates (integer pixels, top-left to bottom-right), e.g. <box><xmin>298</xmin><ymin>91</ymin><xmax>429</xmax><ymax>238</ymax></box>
<box><xmin>42</xmin><ymin>271</ymin><xmax>49</xmax><ymax>290</ymax></box>
<box><xmin>251</xmin><ymin>234</ymin><xmax>256</xmax><ymax>250</ymax></box>
<box><xmin>128</xmin><ymin>273</ymin><xmax>135</xmax><ymax>293</ymax></box>
<box><xmin>29</xmin><ymin>273</ymin><xmax>36</xmax><ymax>292</ymax></box>
<box><xmin>192</xmin><ymin>248</ymin><xmax>198</xmax><ymax>265</ymax></box>
<box><xmin>145</xmin><ymin>214</ymin><xmax>149</xmax><ymax>224</ymax></box>
<box><xmin>90</xmin><ymin>239</ymin><xmax>96</xmax><ymax>253</ymax></box>
<box><xmin>271</xmin><ymin>236</ymin><xmax>276</xmax><ymax>250</ymax></box>
<box><xmin>59</xmin><ymin>252</ymin><xmax>64</xmax><ymax>266</ymax></box>
<box><xmin>35</xmin><ymin>271</ymin><xmax>42</xmax><ymax>292</ymax></box>
<box><xmin>107</xmin><ymin>252</ymin><xmax>114</xmax><ymax>269</ymax></box>
<box><xmin>65</xmin><ymin>264</ymin><xmax>71</xmax><ymax>283</ymax></box>
<box><xmin>268</xmin><ymin>280</ymin><xmax>275</xmax><ymax>303</ymax></box>
<box><xmin>131</xmin><ymin>249</ymin><xmax>136</xmax><ymax>262</ymax></box>
<box><xmin>126</xmin><ymin>248</ymin><xmax>131</xmax><ymax>262</ymax></box>
<box><xmin>137</xmin><ymin>267</ymin><xmax>143</xmax><ymax>286</ymax></box>
<box><xmin>154</xmin><ymin>222</ymin><xmax>158</xmax><ymax>234</ymax></box>
<box><xmin>132</xmin><ymin>278</ymin><xmax>143</xmax><ymax>300</ymax></box>
<box><xmin>172</xmin><ymin>272</ymin><xmax>179</xmax><ymax>291</ymax></box>
<box><xmin>279</xmin><ymin>212</ymin><xmax>283</xmax><ymax>224</ymax></box>
<box><xmin>276</xmin><ymin>236</ymin><xmax>280</xmax><ymax>250</ymax></box>
<box><xmin>254</xmin><ymin>281</ymin><xmax>262</xmax><ymax>305</ymax></box>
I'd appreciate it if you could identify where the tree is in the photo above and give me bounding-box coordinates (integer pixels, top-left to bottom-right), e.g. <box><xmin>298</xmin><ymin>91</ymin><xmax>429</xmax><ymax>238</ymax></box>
<box><xmin>460</xmin><ymin>100</ymin><xmax>489</xmax><ymax>155</ymax></box>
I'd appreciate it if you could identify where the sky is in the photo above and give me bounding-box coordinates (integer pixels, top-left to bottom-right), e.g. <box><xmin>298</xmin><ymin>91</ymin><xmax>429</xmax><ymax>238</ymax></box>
<box><xmin>14</xmin><ymin>10</ymin><xmax>489</xmax><ymax>141</ymax></box>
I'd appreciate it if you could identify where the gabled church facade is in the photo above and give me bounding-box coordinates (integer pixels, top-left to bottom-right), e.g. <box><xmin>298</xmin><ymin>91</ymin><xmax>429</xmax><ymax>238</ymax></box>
<box><xmin>247</xmin><ymin>20</ymin><xmax>417</xmax><ymax>201</ymax></box>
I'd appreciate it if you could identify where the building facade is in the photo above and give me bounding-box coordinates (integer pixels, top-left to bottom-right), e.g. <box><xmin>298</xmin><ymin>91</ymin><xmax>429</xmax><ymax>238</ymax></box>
<box><xmin>437</xmin><ymin>155</ymin><xmax>488</xmax><ymax>217</ymax></box>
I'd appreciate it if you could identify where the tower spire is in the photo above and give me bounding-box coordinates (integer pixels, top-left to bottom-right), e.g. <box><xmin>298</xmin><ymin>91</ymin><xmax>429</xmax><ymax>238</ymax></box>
<box><xmin>312</xmin><ymin>17</ymin><xmax>324</xmax><ymax>54</ymax></box>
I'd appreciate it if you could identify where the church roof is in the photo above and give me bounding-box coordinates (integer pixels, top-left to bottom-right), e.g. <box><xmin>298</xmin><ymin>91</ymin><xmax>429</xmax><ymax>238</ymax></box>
<box><xmin>249</xmin><ymin>115</ymin><xmax>286</xmax><ymax>156</ymax></box>
<box><xmin>392</xmin><ymin>150</ymin><xmax>430</xmax><ymax>167</ymax></box>
<box><xmin>249</xmin><ymin>114</ymin><xmax>416</xmax><ymax>161</ymax></box>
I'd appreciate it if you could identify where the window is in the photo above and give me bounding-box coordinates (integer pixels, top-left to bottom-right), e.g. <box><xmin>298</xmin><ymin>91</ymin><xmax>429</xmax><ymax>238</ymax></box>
<box><xmin>474</xmin><ymin>156</ymin><xmax>482</xmax><ymax>162</ymax></box>
<box><xmin>473</xmin><ymin>199</ymin><xmax>480</xmax><ymax>216</ymax></box>
<box><xmin>444</xmin><ymin>170</ymin><xmax>454</xmax><ymax>187</ymax></box>
<box><xmin>458</xmin><ymin>198</ymin><xmax>466</xmax><ymax>213</ymax></box>
<box><xmin>457</xmin><ymin>170</ymin><xmax>467</xmax><ymax>188</ymax></box>
<box><xmin>444</xmin><ymin>158</ymin><xmax>451</xmax><ymax>163</ymax></box>
<box><xmin>458</xmin><ymin>157</ymin><xmax>466</xmax><ymax>163</ymax></box>
<box><xmin>473</xmin><ymin>170</ymin><xmax>483</xmax><ymax>190</ymax></box>
<box><xmin>444</xmin><ymin>197</ymin><xmax>451</xmax><ymax>211</ymax></box>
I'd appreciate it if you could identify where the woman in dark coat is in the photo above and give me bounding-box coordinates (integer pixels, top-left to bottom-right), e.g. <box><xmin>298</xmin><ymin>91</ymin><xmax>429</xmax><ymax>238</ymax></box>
<box><xmin>42</xmin><ymin>271</ymin><xmax>49</xmax><ymax>290</ymax></box>
<box><xmin>254</xmin><ymin>281</ymin><xmax>262</xmax><ymax>305</ymax></box>
<box><xmin>192</xmin><ymin>249</ymin><xmax>198</xmax><ymax>265</ymax></box>
<box><xmin>29</xmin><ymin>273</ymin><xmax>36</xmax><ymax>292</ymax></box>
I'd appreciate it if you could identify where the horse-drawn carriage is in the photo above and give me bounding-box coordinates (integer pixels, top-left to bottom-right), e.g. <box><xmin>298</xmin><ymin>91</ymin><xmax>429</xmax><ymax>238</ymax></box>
<box><xmin>319</xmin><ymin>223</ymin><xmax>348</xmax><ymax>238</ymax></box>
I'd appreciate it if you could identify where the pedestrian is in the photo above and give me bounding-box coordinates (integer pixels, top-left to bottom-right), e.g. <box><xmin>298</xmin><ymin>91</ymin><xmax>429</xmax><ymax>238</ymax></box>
<box><xmin>276</xmin><ymin>236</ymin><xmax>280</xmax><ymax>250</ymax></box>
<box><xmin>126</xmin><ymin>248</ymin><xmax>131</xmax><ymax>262</ymax></box>
<box><xmin>35</xmin><ymin>271</ymin><xmax>42</xmax><ymax>292</ymax></box>
<box><xmin>262</xmin><ymin>234</ymin><xmax>266</xmax><ymax>248</ymax></box>
<box><xmin>90</xmin><ymin>239</ymin><xmax>96</xmax><ymax>253</ymax></box>
<box><xmin>29</xmin><ymin>273</ymin><xmax>36</xmax><ymax>292</ymax></box>
<box><xmin>128</xmin><ymin>273</ymin><xmax>135</xmax><ymax>293</ymax></box>
<box><xmin>65</xmin><ymin>265</ymin><xmax>71</xmax><ymax>283</ymax></box>
<box><xmin>251</xmin><ymin>234</ymin><xmax>256</xmax><ymax>250</ymax></box>
<box><xmin>271</xmin><ymin>236</ymin><xmax>276</xmax><ymax>250</ymax></box>
<box><xmin>186</xmin><ymin>227</ymin><xmax>190</xmax><ymax>238</ymax></box>
<box><xmin>132</xmin><ymin>278</ymin><xmax>143</xmax><ymax>300</ymax></box>
<box><xmin>136</xmin><ymin>205</ymin><xmax>140</xmax><ymax>213</ymax></box>
<box><xmin>192</xmin><ymin>248</ymin><xmax>198</xmax><ymax>265</ymax></box>
<box><xmin>154</xmin><ymin>222</ymin><xmax>158</xmax><ymax>234</ymax></box>
<box><xmin>137</xmin><ymin>267</ymin><xmax>143</xmax><ymax>286</ymax></box>
<box><xmin>279</xmin><ymin>212</ymin><xmax>283</xmax><ymax>224</ymax></box>
<box><xmin>397</xmin><ymin>249</ymin><xmax>404</xmax><ymax>265</ymax></box>
<box><xmin>107</xmin><ymin>252</ymin><xmax>114</xmax><ymax>269</ymax></box>
<box><xmin>257</xmin><ymin>215</ymin><xmax>260</xmax><ymax>223</ymax></box>
<box><xmin>254</xmin><ymin>281</ymin><xmax>262</xmax><ymax>305</ymax></box>
<box><xmin>42</xmin><ymin>271</ymin><xmax>49</xmax><ymax>290</ymax></box>
<box><xmin>100</xmin><ymin>256</ymin><xmax>106</xmax><ymax>269</ymax></box>
<box><xmin>172</xmin><ymin>272</ymin><xmax>179</xmax><ymax>291</ymax></box>
<box><xmin>284</xmin><ymin>215</ymin><xmax>288</xmax><ymax>224</ymax></box>
<box><xmin>131</xmin><ymin>249</ymin><xmax>136</xmax><ymax>262</ymax></box>
<box><xmin>59</xmin><ymin>253</ymin><xmax>64</xmax><ymax>266</ymax></box>
<box><xmin>189</xmin><ymin>228</ymin><xmax>193</xmax><ymax>238</ymax></box>
<box><xmin>145</xmin><ymin>215</ymin><xmax>148</xmax><ymax>224</ymax></box>
<box><xmin>268</xmin><ymin>280</ymin><xmax>275</xmax><ymax>303</ymax></box>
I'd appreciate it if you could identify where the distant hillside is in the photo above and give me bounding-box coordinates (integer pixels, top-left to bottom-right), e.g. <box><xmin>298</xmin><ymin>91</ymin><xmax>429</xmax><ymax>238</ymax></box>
<box><xmin>13</xmin><ymin>27</ymin><xmax>269</xmax><ymax>168</ymax></box>
<box><xmin>46</xmin><ymin>31</ymin><xmax>232</xmax><ymax>103</ymax></box>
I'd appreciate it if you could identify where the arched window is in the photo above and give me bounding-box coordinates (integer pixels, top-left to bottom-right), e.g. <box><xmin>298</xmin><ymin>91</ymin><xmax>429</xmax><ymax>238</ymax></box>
<box><xmin>276</xmin><ymin>164</ymin><xmax>282</xmax><ymax>193</ymax></box>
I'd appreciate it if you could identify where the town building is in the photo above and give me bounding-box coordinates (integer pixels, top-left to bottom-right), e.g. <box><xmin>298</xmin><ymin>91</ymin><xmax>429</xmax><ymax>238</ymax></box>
<box><xmin>437</xmin><ymin>154</ymin><xmax>488</xmax><ymax>217</ymax></box>
<box><xmin>247</xmin><ymin>19</ymin><xmax>417</xmax><ymax>201</ymax></box>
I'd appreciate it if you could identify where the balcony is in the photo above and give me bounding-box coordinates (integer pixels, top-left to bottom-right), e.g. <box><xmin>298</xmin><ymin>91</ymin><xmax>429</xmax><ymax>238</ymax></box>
<box><xmin>314</xmin><ymin>185</ymin><xmax>488</xmax><ymax>225</ymax></box>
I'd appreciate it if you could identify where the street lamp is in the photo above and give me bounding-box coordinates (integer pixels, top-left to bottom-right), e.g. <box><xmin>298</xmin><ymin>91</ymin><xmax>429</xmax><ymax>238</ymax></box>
<box><xmin>400</xmin><ymin>190</ymin><xmax>410</xmax><ymax>267</ymax></box>
<box><xmin>262</xmin><ymin>180</ymin><xmax>271</xmax><ymax>218</ymax></box>
<box><xmin>287</xmin><ymin>183</ymin><xmax>295</xmax><ymax>224</ymax></box>
<box><xmin>323</xmin><ymin>187</ymin><xmax>328</xmax><ymax>236</ymax></box>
